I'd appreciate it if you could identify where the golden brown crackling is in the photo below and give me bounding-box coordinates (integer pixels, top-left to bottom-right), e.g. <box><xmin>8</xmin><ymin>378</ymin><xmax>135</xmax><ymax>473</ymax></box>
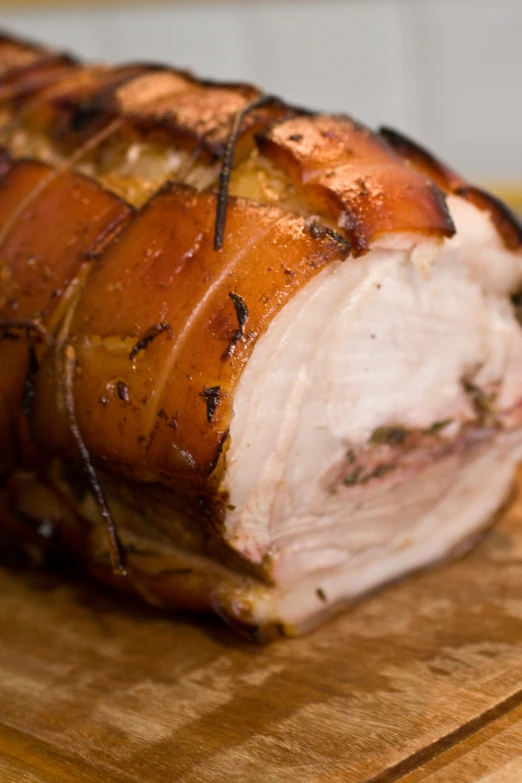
<box><xmin>142</xmin><ymin>86</ymin><xmax>280</xmax><ymax>159</ymax></box>
<box><xmin>1</xmin><ymin>64</ymin><xmax>164</xmax><ymax>163</ymax></box>
<box><xmin>0</xmin><ymin>30</ymin><xmax>515</xmax><ymax>256</ymax></box>
<box><xmin>0</xmin><ymin>30</ymin><xmax>519</xmax><ymax>617</ymax></box>
<box><xmin>0</xmin><ymin>45</ymin><xmax>280</xmax><ymax>163</ymax></box>
<box><xmin>31</xmin><ymin>184</ymin><xmax>347</xmax><ymax>491</ymax></box>
<box><xmin>0</xmin><ymin>34</ymin><xmax>50</xmax><ymax>77</ymax></box>
<box><xmin>46</xmin><ymin>66</ymin><xmax>163</xmax><ymax>149</ymax></box>
<box><xmin>5</xmin><ymin>63</ymin><xmax>288</xmax><ymax>170</ymax></box>
<box><xmin>1</xmin><ymin>66</ymin><xmax>123</xmax><ymax>157</ymax></box>
<box><xmin>0</xmin><ymin>37</ymin><xmax>289</xmax><ymax>184</ymax></box>
<box><xmin>0</xmin><ymin>31</ymin><xmax>515</xmax><ymax>486</ymax></box>
<box><xmin>84</xmin><ymin>76</ymin><xmax>291</xmax><ymax>163</ymax></box>
<box><xmin>380</xmin><ymin>126</ymin><xmax>522</xmax><ymax>251</ymax></box>
<box><xmin>109</xmin><ymin>69</ymin><xmax>195</xmax><ymax>114</ymax></box>
<box><xmin>0</xmin><ymin>56</ymin><xmax>78</xmax><ymax>107</ymax></box>
<box><xmin>0</xmin><ymin>157</ymin><xmax>50</xmax><ymax>473</ymax></box>
<box><xmin>0</xmin><ymin>159</ymin><xmax>133</xmax><ymax>472</ymax></box>
<box><xmin>0</xmin><ymin>32</ymin><xmax>510</xmax><ymax>487</ymax></box>
<box><xmin>257</xmin><ymin>115</ymin><xmax>456</xmax><ymax>253</ymax></box>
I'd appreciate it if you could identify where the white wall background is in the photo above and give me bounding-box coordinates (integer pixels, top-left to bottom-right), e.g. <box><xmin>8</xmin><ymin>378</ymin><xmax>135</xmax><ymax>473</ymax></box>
<box><xmin>1</xmin><ymin>0</ymin><xmax>521</xmax><ymax>183</ymax></box>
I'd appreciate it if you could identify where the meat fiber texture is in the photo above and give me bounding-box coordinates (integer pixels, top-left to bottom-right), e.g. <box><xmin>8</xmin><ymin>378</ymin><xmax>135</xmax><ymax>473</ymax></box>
<box><xmin>0</xmin><ymin>32</ymin><xmax>521</xmax><ymax>639</ymax></box>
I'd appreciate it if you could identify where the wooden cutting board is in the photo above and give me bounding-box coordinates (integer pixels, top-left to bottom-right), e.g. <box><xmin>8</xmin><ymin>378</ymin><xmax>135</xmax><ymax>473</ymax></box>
<box><xmin>2</xmin><ymin>471</ymin><xmax>522</xmax><ymax>783</ymax></box>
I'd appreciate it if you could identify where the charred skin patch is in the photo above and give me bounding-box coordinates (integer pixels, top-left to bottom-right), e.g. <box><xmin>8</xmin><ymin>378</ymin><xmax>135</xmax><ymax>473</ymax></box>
<box><xmin>223</xmin><ymin>291</ymin><xmax>249</xmax><ymax>357</ymax></box>
<box><xmin>201</xmin><ymin>386</ymin><xmax>222</xmax><ymax>423</ymax></box>
<box><xmin>304</xmin><ymin>215</ymin><xmax>352</xmax><ymax>253</ymax></box>
<box><xmin>129</xmin><ymin>322</ymin><xmax>172</xmax><ymax>361</ymax></box>
<box><xmin>157</xmin><ymin>408</ymin><xmax>178</xmax><ymax>430</ymax></box>
<box><xmin>69</xmin><ymin>100</ymin><xmax>105</xmax><ymax>133</ymax></box>
<box><xmin>228</xmin><ymin>291</ymin><xmax>248</xmax><ymax>336</ymax></box>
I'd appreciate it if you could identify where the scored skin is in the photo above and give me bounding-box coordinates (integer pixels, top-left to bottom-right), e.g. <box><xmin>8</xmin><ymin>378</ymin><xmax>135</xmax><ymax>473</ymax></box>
<box><xmin>0</xmin><ymin>158</ymin><xmax>50</xmax><ymax>473</ymax></box>
<box><xmin>0</xmin><ymin>33</ymin><xmax>50</xmax><ymax>76</ymax></box>
<box><xmin>0</xmin><ymin>35</ymin><xmax>290</xmax><ymax>170</ymax></box>
<box><xmin>0</xmin><ymin>54</ymin><xmax>76</xmax><ymax>100</ymax></box>
<box><xmin>257</xmin><ymin>116</ymin><xmax>456</xmax><ymax>253</ymax></box>
<box><xmin>0</xmin><ymin>34</ymin><xmax>78</xmax><ymax>127</ymax></box>
<box><xmin>0</xmin><ymin>32</ymin><xmax>519</xmax><ymax>254</ymax></box>
<box><xmin>380</xmin><ymin>127</ymin><xmax>522</xmax><ymax>251</ymax></box>
<box><xmin>0</xmin><ymin>33</ymin><xmax>518</xmax><ymax>251</ymax></box>
<box><xmin>32</xmin><ymin>185</ymin><xmax>348</xmax><ymax>495</ymax></box>
<box><xmin>12</xmin><ymin>65</ymin><xmax>160</xmax><ymax>155</ymax></box>
<box><xmin>0</xmin><ymin>34</ymin><xmax>458</xmax><ymax>490</ymax></box>
<box><xmin>0</xmin><ymin>156</ymin><xmax>133</xmax><ymax>474</ymax></box>
<box><xmin>0</xmin><ymin>31</ymin><xmax>520</xmax><ymax>630</ymax></box>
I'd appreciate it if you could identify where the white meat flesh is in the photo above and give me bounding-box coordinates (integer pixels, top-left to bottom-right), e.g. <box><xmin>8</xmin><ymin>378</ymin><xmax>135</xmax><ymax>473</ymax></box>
<box><xmin>222</xmin><ymin>196</ymin><xmax>522</xmax><ymax>631</ymax></box>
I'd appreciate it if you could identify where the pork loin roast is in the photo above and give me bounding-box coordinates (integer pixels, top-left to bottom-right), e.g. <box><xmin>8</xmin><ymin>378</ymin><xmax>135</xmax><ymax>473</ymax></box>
<box><xmin>0</xmin><ymin>32</ymin><xmax>521</xmax><ymax>638</ymax></box>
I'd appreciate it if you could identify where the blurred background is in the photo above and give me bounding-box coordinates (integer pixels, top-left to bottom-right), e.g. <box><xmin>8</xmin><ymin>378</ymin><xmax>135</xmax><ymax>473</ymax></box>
<box><xmin>1</xmin><ymin>0</ymin><xmax>521</xmax><ymax>205</ymax></box>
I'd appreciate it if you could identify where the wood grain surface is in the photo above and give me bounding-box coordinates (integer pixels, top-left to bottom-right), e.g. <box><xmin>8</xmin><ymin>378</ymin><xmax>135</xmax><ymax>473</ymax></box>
<box><xmin>1</xmin><ymin>469</ymin><xmax>522</xmax><ymax>783</ymax></box>
<box><xmin>402</xmin><ymin>704</ymin><xmax>522</xmax><ymax>783</ymax></box>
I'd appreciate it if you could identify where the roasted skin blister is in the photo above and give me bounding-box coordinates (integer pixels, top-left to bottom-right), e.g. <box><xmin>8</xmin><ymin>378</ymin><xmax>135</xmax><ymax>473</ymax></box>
<box><xmin>0</xmin><ymin>31</ymin><xmax>521</xmax><ymax>639</ymax></box>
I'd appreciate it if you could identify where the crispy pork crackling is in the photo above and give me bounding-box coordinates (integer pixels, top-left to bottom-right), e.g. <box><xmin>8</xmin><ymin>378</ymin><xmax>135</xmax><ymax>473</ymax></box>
<box><xmin>0</xmin><ymin>32</ymin><xmax>521</xmax><ymax>638</ymax></box>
